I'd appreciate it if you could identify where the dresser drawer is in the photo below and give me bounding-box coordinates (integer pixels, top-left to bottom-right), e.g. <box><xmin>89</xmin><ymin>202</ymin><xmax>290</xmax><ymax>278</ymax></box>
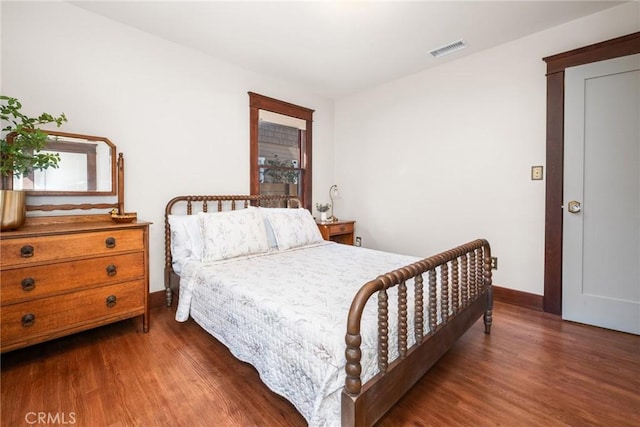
<box><xmin>1</xmin><ymin>252</ymin><xmax>145</xmax><ymax>304</ymax></box>
<box><xmin>324</xmin><ymin>222</ymin><xmax>354</xmax><ymax>236</ymax></box>
<box><xmin>0</xmin><ymin>229</ymin><xmax>145</xmax><ymax>268</ymax></box>
<box><xmin>1</xmin><ymin>280</ymin><xmax>145</xmax><ymax>350</ymax></box>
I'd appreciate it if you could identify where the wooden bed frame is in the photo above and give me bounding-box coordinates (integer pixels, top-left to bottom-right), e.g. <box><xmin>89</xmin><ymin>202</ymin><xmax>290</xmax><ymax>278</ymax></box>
<box><xmin>164</xmin><ymin>194</ymin><xmax>493</xmax><ymax>427</ymax></box>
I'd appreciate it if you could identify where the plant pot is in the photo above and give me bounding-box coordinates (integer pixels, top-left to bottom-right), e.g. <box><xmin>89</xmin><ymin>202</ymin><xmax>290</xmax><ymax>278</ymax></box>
<box><xmin>1</xmin><ymin>189</ymin><xmax>26</xmax><ymax>231</ymax></box>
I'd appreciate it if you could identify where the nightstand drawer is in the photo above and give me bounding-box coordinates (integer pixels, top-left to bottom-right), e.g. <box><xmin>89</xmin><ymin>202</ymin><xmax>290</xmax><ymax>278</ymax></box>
<box><xmin>317</xmin><ymin>220</ymin><xmax>355</xmax><ymax>245</ymax></box>
<box><xmin>325</xmin><ymin>222</ymin><xmax>354</xmax><ymax>236</ymax></box>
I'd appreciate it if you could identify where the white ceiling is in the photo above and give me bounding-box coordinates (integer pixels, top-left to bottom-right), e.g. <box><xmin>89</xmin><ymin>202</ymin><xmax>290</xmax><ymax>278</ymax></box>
<box><xmin>70</xmin><ymin>1</ymin><xmax>623</xmax><ymax>99</ymax></box>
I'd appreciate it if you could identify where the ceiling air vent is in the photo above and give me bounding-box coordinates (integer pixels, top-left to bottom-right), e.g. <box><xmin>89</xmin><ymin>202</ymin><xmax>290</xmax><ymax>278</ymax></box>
<box><xmin>430</xmin><ymin>40</ymin><xmax>467</xmax><ymax>58</ymax></box>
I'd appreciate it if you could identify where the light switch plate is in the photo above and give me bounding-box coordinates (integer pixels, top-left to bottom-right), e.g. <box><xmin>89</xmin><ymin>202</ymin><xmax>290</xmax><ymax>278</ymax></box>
<box><xmin>531</xmin><ymin>165</ymin><xmax>544</xmax><ymax>180</ymax></box>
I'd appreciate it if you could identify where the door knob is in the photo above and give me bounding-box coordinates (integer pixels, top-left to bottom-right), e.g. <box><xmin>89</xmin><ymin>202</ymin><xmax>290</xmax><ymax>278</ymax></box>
<box><xmin>568</xmin><ymin>200</ymin><xmax>581</xmax><ymax>214</ymax></box>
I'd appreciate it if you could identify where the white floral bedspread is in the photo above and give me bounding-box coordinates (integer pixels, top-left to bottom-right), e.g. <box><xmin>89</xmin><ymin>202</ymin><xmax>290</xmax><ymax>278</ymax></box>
<box><xmin>176</xmin><ymin>241</ymin><xmax>422</xmax><ymax>426</ymax></box>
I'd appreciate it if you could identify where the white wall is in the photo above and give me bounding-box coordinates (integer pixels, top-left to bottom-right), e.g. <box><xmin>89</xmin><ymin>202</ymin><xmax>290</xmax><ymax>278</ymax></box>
<box><xmin>334</xmin><ymin>2</ymin><xmax>639</xmax><ymax>295</ymax></box>
<box><xmin>1</xmin><ymin>1</ymin><xmax>335</xmax><ymax>293</ymax></box>
<box><xmin>3</xmin><ymin>1</ymin><xmax>638</xmax><ymax>297</ymax></box>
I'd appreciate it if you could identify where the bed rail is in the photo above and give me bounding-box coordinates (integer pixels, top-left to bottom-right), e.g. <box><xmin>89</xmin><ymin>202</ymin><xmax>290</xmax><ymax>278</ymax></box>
<box><xmin>164</xmin><ymin>194</ymin><xmax>301</xmax><ymax>307</ymax></box>
<box><xmin>342</xmin><ymin>239</ymin><xmax>492</xmax><ymax>426</ymax></box>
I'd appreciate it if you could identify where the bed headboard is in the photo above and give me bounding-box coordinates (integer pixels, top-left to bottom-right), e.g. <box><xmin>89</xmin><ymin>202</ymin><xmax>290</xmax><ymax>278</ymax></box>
<box><xmin>163</xmin><ymin>194</ymin><xmax>301</xmax><ymax>305</ymax></box>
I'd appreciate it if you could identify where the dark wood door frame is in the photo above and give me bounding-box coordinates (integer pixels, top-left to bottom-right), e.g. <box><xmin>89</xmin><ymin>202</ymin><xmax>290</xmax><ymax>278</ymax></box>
<box><xmin>542</xmin><ymin>32</ymin><xmax>640</xmax><ymax>314</ymax></box>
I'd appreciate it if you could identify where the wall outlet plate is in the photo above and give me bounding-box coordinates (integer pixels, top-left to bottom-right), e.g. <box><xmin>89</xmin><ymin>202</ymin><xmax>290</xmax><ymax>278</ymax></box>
<box><xmin>531</xmin><ymin>165</ymin><xmax>544</xmax><ymax>180</ymax></box>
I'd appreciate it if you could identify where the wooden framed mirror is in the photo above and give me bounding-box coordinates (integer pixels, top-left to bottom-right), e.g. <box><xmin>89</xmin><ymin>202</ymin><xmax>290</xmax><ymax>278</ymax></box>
<box><xmin>10</xmin><ymin>130</ymin><xmax>116</xmax><ymax>196</ymax></box>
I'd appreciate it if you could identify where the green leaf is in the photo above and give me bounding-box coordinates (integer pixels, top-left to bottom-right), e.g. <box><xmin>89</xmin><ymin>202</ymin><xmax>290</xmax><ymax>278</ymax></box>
<box><xmin>0</xmin><ymin>95</ymin><xmax>68</xmax><ymax>184</ymax></box>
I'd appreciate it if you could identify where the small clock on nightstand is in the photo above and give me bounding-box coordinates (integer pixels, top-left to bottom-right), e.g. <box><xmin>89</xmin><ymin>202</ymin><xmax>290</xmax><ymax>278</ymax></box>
<box><xmin>316</xmin><ymin>220</ymin><xmax>355</xmax><ymax>245</ymax></box>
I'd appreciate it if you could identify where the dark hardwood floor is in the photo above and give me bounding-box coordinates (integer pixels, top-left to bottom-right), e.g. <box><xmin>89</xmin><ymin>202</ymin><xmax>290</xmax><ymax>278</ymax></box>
<box><xmin>1</xmin><ymin>301</ymin><xmax>638</xmax><ymax>426</ymax></box>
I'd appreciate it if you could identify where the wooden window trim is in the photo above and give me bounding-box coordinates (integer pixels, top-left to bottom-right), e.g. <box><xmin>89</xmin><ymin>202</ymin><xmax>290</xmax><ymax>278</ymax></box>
<box><xmin>249</xmin><ymin>92</ymin><xmax>314</xmax><ymax>210</ymax></box>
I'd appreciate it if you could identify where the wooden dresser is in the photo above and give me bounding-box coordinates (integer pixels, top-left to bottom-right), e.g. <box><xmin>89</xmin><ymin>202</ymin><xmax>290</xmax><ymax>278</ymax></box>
<box><xmin>0</xmin><ymin>214</ymin><xmax>150</xmax><ymax>353</ymax></box>
<box><xmin>316</xmin><ymin>220</ymin><xmax>355</xmax><ymax>245</ymax></box>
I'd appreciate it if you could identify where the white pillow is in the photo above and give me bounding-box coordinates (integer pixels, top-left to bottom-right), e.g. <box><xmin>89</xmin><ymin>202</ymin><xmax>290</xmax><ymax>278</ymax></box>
<box><xmin>199</xmin><ymin>207</ymin><xmax>270</xmax><ymax>262</ymax></box>
<box><xmin>262</xmin><ymin>208</ymin><xmax>324</xmax><ymax>250</ymax></box>
<box><xmin>168</xmin><ymin>214</ymin><xmax>203</xmax><ymax>274</ymax></box>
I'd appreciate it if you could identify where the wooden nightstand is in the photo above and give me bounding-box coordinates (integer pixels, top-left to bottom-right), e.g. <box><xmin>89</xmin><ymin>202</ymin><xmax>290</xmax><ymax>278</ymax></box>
<box><xmin>316</xmin><ymin>220</ymin><xmax>355</xmax><ymax>245</ymax></box>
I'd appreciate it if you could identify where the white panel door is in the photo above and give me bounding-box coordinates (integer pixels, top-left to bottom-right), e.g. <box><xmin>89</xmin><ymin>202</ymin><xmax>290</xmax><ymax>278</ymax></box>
<box><xmin>563</xmin><ymin>54</ymin><xmax>640</xmax><ymax>334</ymax></box>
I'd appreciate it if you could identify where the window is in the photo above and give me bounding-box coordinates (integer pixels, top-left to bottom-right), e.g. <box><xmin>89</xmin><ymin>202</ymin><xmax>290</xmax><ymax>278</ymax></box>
<box><xmin>249</xmin><ymin>92</ymin><xmax>313</xmax><ymax>210</ymax></box>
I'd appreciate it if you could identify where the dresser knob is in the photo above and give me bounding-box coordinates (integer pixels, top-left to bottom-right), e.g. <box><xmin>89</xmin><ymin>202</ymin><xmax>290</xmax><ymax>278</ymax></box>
<box><xmin>106</xmin><ymin>295</ymin><xmax>117</xmax><ymax>307</ymax></box>
<box><xmin>106</xmin><ymin>264</ymin><xmax>117</xmax><ymax>277</ymax></box>
<box><xmin>20</xmin><ymin>245</ymin><xmax>34</xmax><ymax>258</ymax></box>
<box><xmin>21</xmin><ymin>278</ymin><xmax>36</xmax><ymax>292</ymax></box>
<box><xmin>21</xmin><ymin>313</ymin><xmax>35</xmax><ymax>327</ymax></box>
<box><xmin>339</xmin><ymin>226</ymin><xmax>346</xmax><ymax>231</ymax></box>
<box><xmin>105</xmin><ymin>237</ymin><xmax>116</xmax><ymax>249</ymax></box>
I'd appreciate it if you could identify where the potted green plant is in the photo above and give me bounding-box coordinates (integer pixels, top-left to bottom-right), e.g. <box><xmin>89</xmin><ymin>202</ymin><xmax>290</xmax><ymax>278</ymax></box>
<box><xmin>262</xmin><ymin>154</ymin><xmax>299</xmax><ymax>197</ymax></box>
<box><xmin>1</xmin><ymin>95</ymin><xmax>67</xmax><ymax>230</ymax></box>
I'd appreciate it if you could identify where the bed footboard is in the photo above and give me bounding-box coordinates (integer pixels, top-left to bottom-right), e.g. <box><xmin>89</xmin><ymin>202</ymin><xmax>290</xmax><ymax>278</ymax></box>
<box><xmin>342</xmin><ymin>239</ymin><xmax>492</xmax><ymax>427</ymax></box>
